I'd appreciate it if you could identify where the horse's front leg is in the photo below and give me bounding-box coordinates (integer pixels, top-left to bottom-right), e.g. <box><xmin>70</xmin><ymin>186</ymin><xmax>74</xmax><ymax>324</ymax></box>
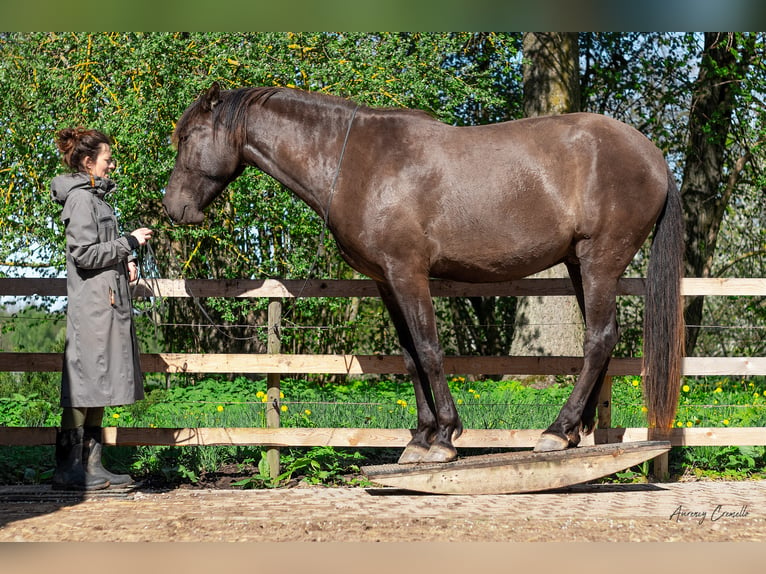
<box><xmin>376</xmin><ymin>279</ymin><xmax>462</xmax><ymax>464</ymax></box>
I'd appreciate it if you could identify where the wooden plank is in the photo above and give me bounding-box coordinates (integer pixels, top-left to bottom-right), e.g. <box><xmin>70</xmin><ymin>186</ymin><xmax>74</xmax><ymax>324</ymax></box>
<box><xmin>681</xmin><ymin>277</ymin><xmax>766</xmax><ymax>296</ymax></box>
<box><xmin>361</xmin><ymin>441</ymin><xmax>672</xmax><ymax>494</ymax></box>
<box><xmin>4</xmin><ymin>353</ymin><xmax>766</xmax><ymax>376</ymax></box>
<box><xmin>2</xmin><ymin>426</ymin><xmax>765</xmax><ymax>448</ymax></box>
<box><xmin>605</xmin><ymin>427</ymin><xmax>766</xmax><ymax>447</ymax></box>
<box><xmin>3</xmin><ymin>277</ymin><xmax>765</xmax><ymax>299</ymax></box>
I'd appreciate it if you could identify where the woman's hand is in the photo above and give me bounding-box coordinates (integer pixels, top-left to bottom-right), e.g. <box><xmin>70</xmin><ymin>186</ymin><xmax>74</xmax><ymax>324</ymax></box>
<box><xmin>130</xmin><ymin>227</ymin><xmax>154</xmax><ymax>246</ymax></box>
<box><xmin>128</xmin><ymin>261</ymin><xmax>139</xmax><ymax>283</ymax></box>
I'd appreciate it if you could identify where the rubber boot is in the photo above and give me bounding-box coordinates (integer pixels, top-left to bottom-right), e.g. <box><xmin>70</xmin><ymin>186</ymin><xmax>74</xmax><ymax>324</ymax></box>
<box><xmin>83</xmin><ymin>426</ymin><xmax>134</xmax><ymax>486</ymax></box>
<box><xmin>52</xmin><ymin>427</ymin><xmax>110</xmax><ymax>491</ymax></box>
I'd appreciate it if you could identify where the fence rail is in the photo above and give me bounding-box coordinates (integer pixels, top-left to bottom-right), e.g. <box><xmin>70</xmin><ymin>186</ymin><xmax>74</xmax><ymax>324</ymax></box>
<box><xmin>2</xmin><ymin>277</ymin><xmax>765</xmax><ymax>462</ymax></box>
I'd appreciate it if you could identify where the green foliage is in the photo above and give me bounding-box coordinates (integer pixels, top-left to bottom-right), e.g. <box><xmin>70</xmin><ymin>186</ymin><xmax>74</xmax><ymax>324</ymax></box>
<box><xmin>0</xmin><ymin>32</ymin><xmax>523</xmax><ymax>357</ymax></box>
<box><xmin>2</xmin><ymin>375</ymin><xmax>765</xmax><ymax>485</ymax></box>
<box><xmin>232</xmin><ymin>446</ymin><xmax>368</xmax><ymax>489</ymax></box>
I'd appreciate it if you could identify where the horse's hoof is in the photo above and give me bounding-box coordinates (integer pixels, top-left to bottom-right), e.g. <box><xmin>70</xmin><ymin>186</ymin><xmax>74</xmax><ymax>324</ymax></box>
<box><xmin>397</xmin><ymin>444</ymin><xmax>429</xmax><ymax>464</ymax></box>
<box><xmin>422</xmin><ymin>444</ymin><xmax>458</xmax><ymax>463</ymax></box>
<box><xmin>533</xmin><ymin>433</ymin><xmax>570</xmax><ymax>452</ymax></box>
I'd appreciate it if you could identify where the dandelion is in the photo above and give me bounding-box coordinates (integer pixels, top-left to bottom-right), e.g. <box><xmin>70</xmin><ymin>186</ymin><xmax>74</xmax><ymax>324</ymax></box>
<box><xmin>304</xmin><ymin>409</ymin><xmax>312</xmax><ymax>416</ymax></box>
<box><xmin>714</xmin><ymin>387</ymin><xmax>723</xmax><ymax>394</ymax></box>
<box><xmin>676</xmin><ymin>421</ymin><xmax>683</xmax><ymax>427</ymax></box>
<box><xmin>457</xmin><ymin>398</ymin><xmax>464</xmax><ymax>405</ymax></box>
<box><xmin>473</xmin><ymin>394</ymin><xmax>480</xmax><ymax>399</ymax></box>
<box><xmin>217</xmin><ymin>405</ymin><xmax>224</xmax><ymax>412</ymax></box>
<box><xmin>261</xmin><ymin>396</ymin><xmax>268</xmax><ymax>403</ymax></box>
<box><xmin>280</xmin><ymin>391</ymin><xmax>285</xmax><ymax>399</ymax></box>
<box><xmin>281</xmin><ymin>405</ymin><xmax>288</xmax><ymax>412</ymax></box>
<box><xmin>256</xmin><ymin>391</ymin><xmax>265</xmax><ymax>399</ymax></box>
<box><xmin>632</xmin><ymin>379</ymin><xmax>640</xmax><ymax>387</ymax></box>
<box><xmin>682</xmin><ymin>385</ymin><xmax>690</xmax><ymax>393</ymax></box>
<box><xmin>468</xmin><ymin>388</ymin><xmax>476</xmax><ymax>394</ymax></box>
<box><xmin>641</xmin><ymin>406</ymin><xmax>648</xmax><ymax>413</ymax></box>
<box><xmin>112</xmin><ymin>413</ymin><xmax>120</xmax><ymax>419</ymax></box>
<box><xmin>723</xmin><ymin>419</ymin><xmax>730</xmax><ymax>426</ymax></box>
<box><xmin>686</xmin><ymin>421</ymin><xmax>693</xmax><ymax>427</ymax></box>
<box><xmin>396</xmin><ymin>399</ymin><xmax>408</xmax><ymax>408</ymax></box>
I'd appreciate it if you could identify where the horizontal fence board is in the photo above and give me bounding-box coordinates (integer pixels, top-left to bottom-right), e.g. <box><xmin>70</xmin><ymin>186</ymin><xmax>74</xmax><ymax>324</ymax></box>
<box><xmin>2</xmin><ymin>353</ymin><xmax>765</xmax><ymax>376</ymax></box>
<box><xmin>1</xmin><ymin>426</ymin><xmax>764</xmax><ymax>448</ymax></box>
<box><xmin>2</xmin><ymin>277</ymin><xmax>765</xmax><ymax>299</ymax></box>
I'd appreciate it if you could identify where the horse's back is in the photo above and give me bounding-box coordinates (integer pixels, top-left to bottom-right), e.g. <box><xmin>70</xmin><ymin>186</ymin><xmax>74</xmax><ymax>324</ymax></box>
<box><xmin>341</xmin><ymin>109</ymin><xmax>671</xmax><ymax>282</ymax></box>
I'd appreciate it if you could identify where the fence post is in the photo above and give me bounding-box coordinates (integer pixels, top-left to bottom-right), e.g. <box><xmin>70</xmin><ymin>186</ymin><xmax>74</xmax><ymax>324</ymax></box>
<box><xmin>266</xmin><ymin>298</ymin><xmax>282</xmax><ymax>480</ymax></box>
<box><xmin>597</xmin><ymin>376</ymin><xmax>612</xmax><ymax>441</ymax></box>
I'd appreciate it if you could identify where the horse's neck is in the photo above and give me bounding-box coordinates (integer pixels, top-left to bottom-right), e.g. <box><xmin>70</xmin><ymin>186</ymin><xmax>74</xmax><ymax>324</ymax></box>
<box><xmin>242</xmin><ymin>95</ymin><xmax>355</xmax><ymax>219</ymax></box>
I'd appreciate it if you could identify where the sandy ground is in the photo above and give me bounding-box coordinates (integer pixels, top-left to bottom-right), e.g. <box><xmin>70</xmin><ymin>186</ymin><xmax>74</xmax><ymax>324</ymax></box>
<box><xmin>1</xmin><ymin>479</ymin><xmax>764</xmax><ymax>543</ymax></box>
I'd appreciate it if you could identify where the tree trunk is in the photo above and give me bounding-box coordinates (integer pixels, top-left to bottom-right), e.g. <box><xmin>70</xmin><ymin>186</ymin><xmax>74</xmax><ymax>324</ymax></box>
<box><xmin>509</xmin><ymin>33</ymin><xmax>584</xmax><ymax>379</ymax></box>
<box><xmin>681</xmin><ymin>32</ymin><xmax>755</xmax><ymax>354</ymax></box>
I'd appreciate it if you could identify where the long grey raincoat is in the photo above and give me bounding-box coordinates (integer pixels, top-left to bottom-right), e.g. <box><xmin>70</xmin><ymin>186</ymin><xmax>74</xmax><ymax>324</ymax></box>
<box><xmin>51</xmin><ymin>173</ymin><xmax>144</xmax><ymax>407</ymax></box>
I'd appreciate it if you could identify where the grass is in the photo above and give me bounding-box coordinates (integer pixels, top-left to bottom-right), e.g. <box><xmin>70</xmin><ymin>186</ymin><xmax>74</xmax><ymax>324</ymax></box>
<box><xmin>1</xmin><ymin>373</ymin><xmax>765</xmax><ymax>486</ymax></box>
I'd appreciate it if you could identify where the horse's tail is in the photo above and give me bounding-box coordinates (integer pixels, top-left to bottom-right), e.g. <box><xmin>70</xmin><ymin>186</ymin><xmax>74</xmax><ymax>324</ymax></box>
<box><xmin>643</xmin><ymin>168</ymin><xmax>685</xmax><ymax>430</ymax></box>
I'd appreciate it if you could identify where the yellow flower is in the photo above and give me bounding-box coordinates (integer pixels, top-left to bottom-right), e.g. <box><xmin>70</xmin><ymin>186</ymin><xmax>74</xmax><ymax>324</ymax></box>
<box><xmin>723</xmin><ymin>419</ymin><xmax>730</xmax><ymax>425</ymax></box>
<box><xmin>632</xmin><ymin>380</ymin><xmax>640</xmax><ymax>387</ymax></box>
<box><xmin>112</xmin><ymin>413</ymin><xmax>120</xmax><ymax>419</ymax></box>
<box><xmin>457</xmin><ymin>398</ymin><xmax>464</xmax><ymax>405</ymax></box>
<box><xmin>217</xmin><ymin>405</ymin><xmax>224</xmax><ymax>412</ymax></box>
<box><xmin>396</xmin><ymin>399</ymin><xmax>408</xmax><ymax>408</ymax></box>
<box><xmin>473</xmin><ymin>394</ymin><xmax>480</xmax><ymax>399</ymax></box>
<box><xmin>641</xmin><ymin>406</ymin><xmax>648</xmax><ymax>413</ymax></box>
<box><xmin>304</xmin><ymin>409</ymin><xmax>312</xmax><ymax>416</ymax></box>
<box><xmin>686</xmin><ymin>421</ymin><xmax>693</xmax><ymax>427</ymax></box>
<box><xmin>280</xmin><ymin>405</ymin><xmax>288</xmax><ymax>412</ymax></box>
<box><xmin>682</xmin><ymin>385</ymin><xmax>690</xmax><ymax>393</ymax></box>
<box><xmin>714</xmin><ymin>387</ymin><xmax>723</xmax><ymax>394</ymax></box>
<box><xmin>256</xmin><ymin>391</ymin><xmax>265</xmax><ymax>399</ymax></box>
<box><xmin>676</xmin><ymin>421</ymin><xmax>683</xmax><ymax>427</ymax></box>
<box><xmin>261</xmin><ymin>396</ymin><xmax>268</xmax><ymax>403</ymax></box>
<box><xmin>468</xmin><ymin>388</ymin><xmax>476</xmax><ymax>394</ymax></box>
<box><xmin>279</xmin><ymin>391</ymin><xmax>285</xmax><ymax>399</ymax></box>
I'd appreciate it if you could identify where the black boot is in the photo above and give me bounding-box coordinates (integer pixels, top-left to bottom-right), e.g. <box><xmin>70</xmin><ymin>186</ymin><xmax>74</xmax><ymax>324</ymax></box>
<box><xmin>53</xmin><ymin>427</ymin><xmax>110</xmax><ymax>491</ymax></box>
<box><xmin>83</xmin><ymin>426</ymin><xmax>134</xmax><ymax>486</ymax></box>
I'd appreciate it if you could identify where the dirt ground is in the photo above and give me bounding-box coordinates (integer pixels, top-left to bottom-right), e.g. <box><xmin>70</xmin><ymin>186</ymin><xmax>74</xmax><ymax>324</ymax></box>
<box><xmin>1</xmin><ymin>477</ymin><xmax>764</xmax><ymax>543</ymax></box>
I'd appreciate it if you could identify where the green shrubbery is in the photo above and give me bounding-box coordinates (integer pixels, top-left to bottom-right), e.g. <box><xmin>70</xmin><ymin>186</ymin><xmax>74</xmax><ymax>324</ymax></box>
<box><xmin>1</xmin><ymin>373</ymin><xmax>765</xmax><ymax>486</ymax></box>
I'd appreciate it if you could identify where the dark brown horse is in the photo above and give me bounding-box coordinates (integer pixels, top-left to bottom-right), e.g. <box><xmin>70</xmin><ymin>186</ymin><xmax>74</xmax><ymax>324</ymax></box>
<box><xmin>163</xmin><ymin>83</ymin><xmax>684</xmax><ymax>464</ymax></box>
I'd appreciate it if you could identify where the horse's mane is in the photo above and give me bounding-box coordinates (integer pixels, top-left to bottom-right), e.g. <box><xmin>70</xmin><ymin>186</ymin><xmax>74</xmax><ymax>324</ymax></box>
<box><xmin>173</xmin><ymin>86</ymin><xmax>434</xmax><ymax>149</ymax></box>
<box><xmin>172</xmin><ymin>87</ymin><xmax>283</xmax><ymax>148</ymax></box>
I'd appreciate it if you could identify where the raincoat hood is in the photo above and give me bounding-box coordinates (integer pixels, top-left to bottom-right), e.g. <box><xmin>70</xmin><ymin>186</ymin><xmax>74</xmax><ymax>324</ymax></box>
<box><xmin>51</xmin><ymin>172</ymin><xmax>116</xmax><ymax>206</ymax></box>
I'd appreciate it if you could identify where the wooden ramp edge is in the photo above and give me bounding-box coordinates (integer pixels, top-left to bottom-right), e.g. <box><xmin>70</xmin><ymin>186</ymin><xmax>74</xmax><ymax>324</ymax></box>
<box><xmin>361</xmin><ymin>441</ymin><xmax>671</xmax><ymax>495</ymax></box>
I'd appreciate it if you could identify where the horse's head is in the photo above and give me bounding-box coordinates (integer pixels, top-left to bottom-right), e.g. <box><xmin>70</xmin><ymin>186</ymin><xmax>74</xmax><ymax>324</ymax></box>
<box><xmin>163</xmin><ymin>83</ymin><xmax>245</xmax><ymax>224</ymax></box>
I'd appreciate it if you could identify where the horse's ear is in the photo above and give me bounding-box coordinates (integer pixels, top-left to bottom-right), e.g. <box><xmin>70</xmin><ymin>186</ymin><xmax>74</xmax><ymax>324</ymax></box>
<box><xmin>202</xmin><ymin>82</ymin><xmax>221</xmax><ymax>112</ymax></box>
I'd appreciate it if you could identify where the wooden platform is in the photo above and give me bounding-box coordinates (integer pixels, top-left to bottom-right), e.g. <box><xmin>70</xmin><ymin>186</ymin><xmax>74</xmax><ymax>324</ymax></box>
<box><xmin>361</xmin><ymin>441</ymin><xmax>671</xmax><ymax>494</ymax></box>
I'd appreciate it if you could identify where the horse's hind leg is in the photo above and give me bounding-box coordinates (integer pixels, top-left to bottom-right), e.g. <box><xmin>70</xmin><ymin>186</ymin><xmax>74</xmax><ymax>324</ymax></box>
<box><xmin>564</xmin><ymin>262</ymin><xmax>612</xmax><ymax>435</ymax></box>
<box><xmin>376</xmin><ymin>278</ymin><xmax>462</xmax><ymax>464</ymax></box>
<box><xmin>535</xmin><ymin>271</ymin><xmax>619</xmax><ymax>452</ymax></box>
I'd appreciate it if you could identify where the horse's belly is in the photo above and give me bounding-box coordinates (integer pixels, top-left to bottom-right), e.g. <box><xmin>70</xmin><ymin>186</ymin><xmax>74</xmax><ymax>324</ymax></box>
<box><xmin>430</xmin><ymin>244</ymin><xmax>570</xmax><ymax>283</ymax></box>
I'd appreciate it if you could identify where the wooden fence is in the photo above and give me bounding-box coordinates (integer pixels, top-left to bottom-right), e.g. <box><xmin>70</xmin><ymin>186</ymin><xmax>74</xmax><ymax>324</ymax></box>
<box><xmin>1</xmin><ymin>276</ymin><xmax>765</xmax><ymax>478</ymax></box>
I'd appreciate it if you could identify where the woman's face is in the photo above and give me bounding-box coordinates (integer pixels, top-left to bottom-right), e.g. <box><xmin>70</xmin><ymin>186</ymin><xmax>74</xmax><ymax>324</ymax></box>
<box><xmin>83</xmin><ymin>143</ymin><xmax>115</xmax><ymax>178</ymax></box>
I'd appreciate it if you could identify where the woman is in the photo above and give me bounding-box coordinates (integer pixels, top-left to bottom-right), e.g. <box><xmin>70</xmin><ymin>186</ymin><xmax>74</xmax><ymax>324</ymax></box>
<box><xmin>50</xmin><ymin>127</ymin><xmax>153</xmax><ymax>490</ymax></box>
